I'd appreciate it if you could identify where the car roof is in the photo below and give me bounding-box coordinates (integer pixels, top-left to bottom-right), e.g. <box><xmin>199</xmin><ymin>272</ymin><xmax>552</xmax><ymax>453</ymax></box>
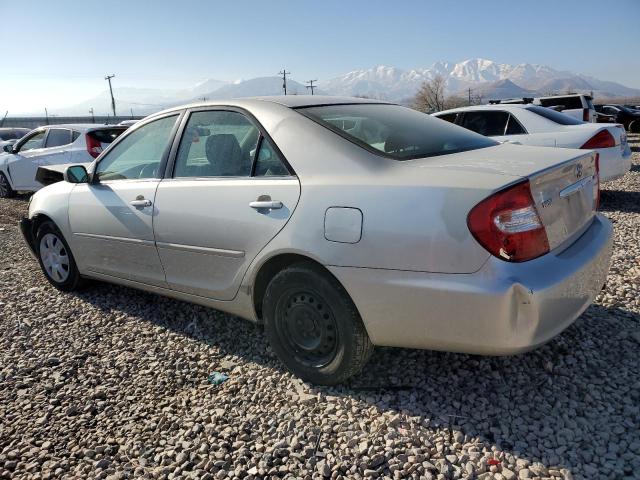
<box><xmin>150</xmin><ymin>95</ymin><xmax>392</xmax><ymax>118</ymax></box>
<box><xmin>30</xmin><ymin>124</ymin><xmax>127</xmax><ymax>132</ymax></box>
<box><xmin>435</xmin><ymin>104</ymin><xmax>532</xmax><ymax>115</ymax></box>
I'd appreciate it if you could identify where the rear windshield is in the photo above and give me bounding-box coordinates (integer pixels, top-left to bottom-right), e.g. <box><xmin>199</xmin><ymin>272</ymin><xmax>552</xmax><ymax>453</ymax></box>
<box><xmin>538</xmin><ymin>96</ymin><xmax>584</xmax><ymax>109</ymax></box>
<box><xmin>88</xmin><ymin>128</ymin><xmax>127</xmax><ymax>144</ymax></box>
<box><xmin>297</xmin><ymin>103</ymin><xmax>497</xmax><ymax>160</ymax></box>
<box><xmin>526</xmin><ymin>106</ymin><xmax>584</xmax><ymax>125</ymax></box>
<box><xmin>0</xmin><ymin>129</ymin><xmax>29</xmax><ymax>140</ymax></box>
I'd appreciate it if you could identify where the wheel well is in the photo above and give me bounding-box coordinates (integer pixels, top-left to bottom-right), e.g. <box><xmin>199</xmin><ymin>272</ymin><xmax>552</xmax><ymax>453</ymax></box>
<box><xmin>31</xmin><ymin>214</ymin><xmax>54</xmax><ymax>235</ymax></box>
<box><xmin>252</xmin><ymin>254</ymin><xmax>333</xmax><ymax>321</ymax></box>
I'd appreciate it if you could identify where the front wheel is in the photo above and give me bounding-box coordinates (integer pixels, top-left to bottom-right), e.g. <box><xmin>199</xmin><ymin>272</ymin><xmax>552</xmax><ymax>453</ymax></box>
<box><xmin>35</xmin><ymin>221</ymin><xmax>83</xmax><ymax>291</ymax></box>
<box><xmin>263</xmin><ymin>262</ymin><xmax>373</xmax><ymax>385</ymax></box>
<box><xmin>0</xmin><ymin>172</ymin><xmax>16</xmax><ymax>198</ymax></box>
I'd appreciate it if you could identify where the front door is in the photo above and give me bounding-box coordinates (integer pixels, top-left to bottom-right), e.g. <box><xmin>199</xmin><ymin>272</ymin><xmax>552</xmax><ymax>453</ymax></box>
<box><xmin>68</xmin><ymin>114</ymin><xmax>181</xmax><ymax>286</ymax></box>
<box><xmin>7</xmin><ymin>129</ymin><xmax>47</xmax><ymax>190</ymax></box>
<box><xmin>153</xmin><ymin>109</ymin><xmax>301</xmax><ymax>300</ymax></box>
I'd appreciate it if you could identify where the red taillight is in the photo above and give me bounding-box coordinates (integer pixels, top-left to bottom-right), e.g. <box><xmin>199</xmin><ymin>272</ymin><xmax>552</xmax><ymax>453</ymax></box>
<box><xmin>583</xmin><ymin>108</ymin><xmax>590</xmax><ymax>122</ymax></box>
<box><xmin>467</xmin><ymin>181</ymin><xmax>549</xmax><ymax>262</ymax></box>
<box><xmin>85</xmin><ymin>133</ymin><xmax>103</xmax><ymax>159</ymax></box>
<box><xmin>581</xmin><ymin>130</ymin><xmax>615</xmax><ymax>149</ymax></box>
<box><xmin>594</xmin><ymin>153</ymin><xmax>600</xmax><ymax>210</ymax></box>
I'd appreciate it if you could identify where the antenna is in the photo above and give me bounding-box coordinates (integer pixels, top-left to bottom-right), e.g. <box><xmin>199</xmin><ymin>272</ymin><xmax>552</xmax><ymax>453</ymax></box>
<box><xmin>279</xmin><ymin>69</ymin><xmax>291</xmax><ymax>95</ymax></box>
<box><xmin>306</xmin><ymin>79</ymin><xmax>318</xmax><ymax>95</ymax></box>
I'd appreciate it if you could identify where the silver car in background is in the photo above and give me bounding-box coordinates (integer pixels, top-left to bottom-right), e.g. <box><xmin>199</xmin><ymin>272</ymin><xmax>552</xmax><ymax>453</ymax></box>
<box><xmin>20</xmin><ymin>96</ymin><xmax>613</xmax><ymax>384</ymax></box>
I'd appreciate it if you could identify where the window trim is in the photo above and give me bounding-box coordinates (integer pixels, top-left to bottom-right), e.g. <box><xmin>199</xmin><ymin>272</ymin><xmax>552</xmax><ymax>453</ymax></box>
<box><xmin>91</xmin><ymin>111</ymin><xmax>184</xmax><ymax>184</ymax></box>
<box><xmin>163</xmin><ymin>105</ymin><xmax>296</xmax><ymax>181</ymax></box>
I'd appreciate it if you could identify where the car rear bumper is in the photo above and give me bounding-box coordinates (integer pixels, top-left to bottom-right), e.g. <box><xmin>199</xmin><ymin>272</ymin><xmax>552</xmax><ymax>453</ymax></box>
<box><xmin>329</xmin><ymin>213</ymin><xmax>613</xmax><ymax>355</ymax></box>
<box><xmin>599</xmin><ymin>144</ymin><xmax>632</xmax><ymax>182</ymax></box>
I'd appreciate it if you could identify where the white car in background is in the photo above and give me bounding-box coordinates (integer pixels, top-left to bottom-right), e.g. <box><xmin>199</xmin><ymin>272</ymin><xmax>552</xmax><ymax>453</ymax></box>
<box><xmin>433</xmin><ymin>105</ymin><xmax>631</xmax><ymax>182</ymax></box>
<box><xmin>0</xmin><ymin>124</ymin><xmax>127</xmax><ymax>197</ymax></box>
<box><xmin>0</xmin><ymin>127</ymin><xmax>31</xmax><ymax>150</ymax></box>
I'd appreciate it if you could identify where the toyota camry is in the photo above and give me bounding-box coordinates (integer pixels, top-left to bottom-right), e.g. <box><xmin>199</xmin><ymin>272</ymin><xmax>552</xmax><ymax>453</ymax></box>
<box><xmin>20</xmin><ymin>96</ymin><xmax>613</xmax><ymax>384</ymax></box>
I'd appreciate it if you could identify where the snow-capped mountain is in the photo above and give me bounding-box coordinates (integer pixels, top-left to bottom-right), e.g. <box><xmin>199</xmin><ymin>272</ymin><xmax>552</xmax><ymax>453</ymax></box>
<box><xmin>58</xmin><ymin>58</ymin><xmax>639</xmax><ymax>116</ymax></box>
<box><xmin>320</xmin><ymin>58</ymin><xmax>640</xmax><ymax>101</ymax></box>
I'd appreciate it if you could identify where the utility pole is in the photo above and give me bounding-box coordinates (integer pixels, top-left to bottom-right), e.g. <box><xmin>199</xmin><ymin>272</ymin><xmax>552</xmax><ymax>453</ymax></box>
<box><xmin>45</xmin><ymin>108</ymin><xmax>49</xmax><ymax>125</ymax></box>
<box><xmin>306</xmin><ymin>79</ymin><xmax>318</xmax><ymax>95</ymax></box>
<box><xmin>105</xmin><ymin>74</ymin><xmax>116</xmax><ymax>116</ymax></box>
<box><xmin>89</xmin><ymin>108</ymin><xmax>95</xmax><ymax>123</ymax></box>
<box><xmin>0</xmin><ymin>111</ymin><xmax>8</xmax><ymax>127</ymax></box>
<box><xmin>201</xmin><ymin>96</ymin><xmax>207</xmax><ymax>102</ymax></box>
<box><xmin>279</xmin><ymin>69</ymin><xmax>290</xmax><ymax>95</ymax></box>
<box><xmin>130</xmin><ymin>107</ymin><xmax>134</xmax><ymax>119</ymax></box>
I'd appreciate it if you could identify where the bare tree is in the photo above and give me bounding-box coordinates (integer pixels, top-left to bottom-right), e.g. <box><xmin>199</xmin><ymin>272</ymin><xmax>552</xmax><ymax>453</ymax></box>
<box><xmin>414</xmin><ymin>75</ymin><xmax>448</xmax><ymax>113</ymax></box>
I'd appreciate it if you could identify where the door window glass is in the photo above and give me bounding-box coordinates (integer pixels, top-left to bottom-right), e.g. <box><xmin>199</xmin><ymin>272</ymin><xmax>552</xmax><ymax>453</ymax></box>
<box><xmin>95</xmin><ymin>115</ymin><xmax>178</xmax><ymax>181</ymax></box>
<box><xmin>253</xmin><ymin>138</ymin><xmax>289</xmax><ymax>176</ymax></box>
<box><xmin>505</xmin><ymin>114</ymin><xmax>527</xmax><ymax>135</ymax></box>
<box><xmin>18</xmin><ymin>131</ymin><xmax>46</xmax><ymax>151</ymax></box>
<box><xmin>459</xmin><ymin>111</ymin><xmax>509</xmax><ymax>136</ymax></box>
<box><xmin>436</xmin><ymin>113</ymin><xmax>459</xmax><ymax>124</ymax></box>
<box><xmin>45</xmin><ymin>129</ymin><xmax>72</xmax><ymax>148</ymax></box>
<box><xmin>174</xmin><ymin>110</ymin><xmax>259</xmax><ymax>178</ymax></box>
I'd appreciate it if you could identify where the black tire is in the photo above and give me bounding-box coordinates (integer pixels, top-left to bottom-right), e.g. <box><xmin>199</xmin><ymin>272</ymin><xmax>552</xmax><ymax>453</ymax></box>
<box><xmin>263</xmin><ymin>262</ymin><xmax>373</xmax><ymax>385</ymax></box>
<box><xmin>0</xmin><ymin>172</ymin><xmax>16</xmax><ymax>198</ymax></box>
<box><xmin>35</xmin><ymin>221</ymin><xmax>83</xmax><ymax>291</ymax></box>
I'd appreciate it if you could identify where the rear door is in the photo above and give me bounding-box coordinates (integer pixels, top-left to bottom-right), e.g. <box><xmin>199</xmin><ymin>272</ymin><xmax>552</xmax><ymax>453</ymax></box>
<box><xmin>68</xmin><ymin>113</ymin><xmax>181</xmax><ymax>286</ymax></box>
<box><xmin>7</xmin><ymin>129</ymin><xmax>47</xmax><ymax>190</ymax></box>
<box><xmin>37</xmin><ymin>128</ymin><xmax>74</xmax><ymax>170</ymax></box>
<box><xmin>153</xmin><ymin>108</ymin><xmax>301</xmax><ymax>300</ymax></box>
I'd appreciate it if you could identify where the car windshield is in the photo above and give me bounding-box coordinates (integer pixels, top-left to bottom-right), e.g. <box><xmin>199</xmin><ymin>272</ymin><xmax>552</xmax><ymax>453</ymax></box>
<box><xmin>297</xmin><ymin>103</ymin><xmax>497</xmax><ymax>160</ymax></box>
<box><xmin>525</xmin><ymin>106</ymin><xmax>584</xmax><ymax>125</ymax></box>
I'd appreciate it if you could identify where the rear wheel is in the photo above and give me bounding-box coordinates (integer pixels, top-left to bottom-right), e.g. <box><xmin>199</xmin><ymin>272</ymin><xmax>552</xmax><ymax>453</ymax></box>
<box><xmin>263</xmin><ymin>262</ymin><xmax>373</xmax><ymax>385</ymax></box>
<box><xmin>35</xmin><ymin>221</ymin><xmax>83</xmax><ymax>291</ymax></box>
<box><xmin>0</xmin><ymin>172</ymin><xmax>16</xmax><ymax>198</ymax></box>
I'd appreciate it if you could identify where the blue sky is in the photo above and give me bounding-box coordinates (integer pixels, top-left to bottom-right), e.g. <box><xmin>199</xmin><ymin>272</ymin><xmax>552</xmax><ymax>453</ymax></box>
<box><xmin>1</xmin><ymin>0</ymin><xmax>638</xmax><ymax>113</ymax></box>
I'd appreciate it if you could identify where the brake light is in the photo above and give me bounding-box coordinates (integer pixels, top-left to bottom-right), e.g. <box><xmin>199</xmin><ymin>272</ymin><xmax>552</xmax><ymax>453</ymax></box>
<box><xmin>583</xmin><ymin>108</ymin><xmax>590</xmax><ymax>122</ymax></box>
<box><xmin>581</xmin><ymin>130</ymin><xmax>615</xmax><ymax>149</ymax></box>
<box><xmin>85</xmin><ymin>133</ymin><xmax>103</xmax><ymax>159</ymax></box>
<box><xmin>467</xmin><ymin>181</ymin><xmax>549</xmax><ymax>262</ymax></box>
<box><xmin>593</xmin><ymin>153</ymin><xmax>600</xmax><ymax>210</ymax></box>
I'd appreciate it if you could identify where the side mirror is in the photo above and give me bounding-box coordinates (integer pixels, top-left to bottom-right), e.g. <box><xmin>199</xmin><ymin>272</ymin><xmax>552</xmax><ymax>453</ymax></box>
<box><xmin>63</xmin><ymin>165</ymin><xmax>89</xmax><ymax>184</ymax></box>
<box><xmin>2</xmin><ymin>144</ymin><xmax>14</xmax><ymax>153</ymax></box>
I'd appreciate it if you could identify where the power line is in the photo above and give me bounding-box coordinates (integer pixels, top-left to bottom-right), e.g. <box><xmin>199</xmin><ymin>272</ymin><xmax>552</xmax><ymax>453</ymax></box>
<box><xmin>105</xmin><ymin>74</ymin><xmax>116</xmax><ymax>116</ymax></box>
<box><xmin>279</xmin><ymin>69</ymin><xmax>291</xmax><ymax>95</ymax></box>
<box><xmin>306</xmin><ymin>79</ymin><xmax>318</xmax><ymax>95</ymax></box>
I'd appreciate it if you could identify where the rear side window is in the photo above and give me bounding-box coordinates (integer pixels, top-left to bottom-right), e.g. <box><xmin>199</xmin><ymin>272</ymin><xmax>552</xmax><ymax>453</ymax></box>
<box><xmin>436</xmin><ymin>113</ymin><xmax>459</xmax><ymax>124</ymax></box>
<box><xmin>45</xmin><ymin>129</ymin><xmax>72</xmax><ymax>148</ymax></box>
<box><xmin>253</xmin><ymin>138</ymin><xmax>289</xmax><ymax>176</ymax></box>
<box><xmin>538</xmin><ymin>96</ymin><xmax>583</xmax><ymax>109</ymax></box>
<box><xmin>298</xmin><ymin>104</ymin><xmax>496</xmax><ymax>160</ymax></box>
<box><xmin>89</xmin><ymin>128</ymin><xmax>126</xmax><ymax>144</ymax></box>
<box><xmin>526</xmin><ymin>106</ymin><xmax>584</xmax><ymax>125</ymax></box>
<box><xmin>505</xmin><ymin>114</ymin><xmax>527</xmax><ymax>135</ymax></box>
<box><xmin>458</xmin><ymin>111</ymin><xmax>510</xmax><ymax>137</ymax></box>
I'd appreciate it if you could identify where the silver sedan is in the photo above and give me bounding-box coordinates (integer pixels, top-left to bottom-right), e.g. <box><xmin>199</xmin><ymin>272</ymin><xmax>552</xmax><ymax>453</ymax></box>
<box><xmin>20</xmin><ymin>96</ymin><xmax>613</xmax><ymax>384</ymax></box>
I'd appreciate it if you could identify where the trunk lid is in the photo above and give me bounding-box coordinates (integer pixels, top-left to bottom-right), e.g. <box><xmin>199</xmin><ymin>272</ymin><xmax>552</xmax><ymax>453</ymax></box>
<box><xmin>409</xmin><ymin>143</ymin><xmax>598</xmax><ymax>251</ymax></box>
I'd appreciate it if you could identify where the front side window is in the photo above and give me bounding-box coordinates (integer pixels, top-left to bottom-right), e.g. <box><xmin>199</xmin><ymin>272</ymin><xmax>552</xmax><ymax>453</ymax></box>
<box><xmin>174</xmin><ymin>110</ymin><xmax>259</xmax><ymax>178</ymax></box>
<box><xmin>18</xmin><ymin>131</ymin><xmax>46</xmax><ymax>151</ymax></box>
<box><xmin>459</xmin><ymin>111</ymin><xmax>510</xmax><ymax>137</ymax></box>
<box><xmin>298</xmin><ymin>104</ymin><xmax>496</xmax><ymax>160</ymax></box>
<box><xmin>45</xmin><ymin>129</ymin><xmax>72</xmax><ymax>148</ymax></box>
<box><xmin>95</xmin><ymin>115</ymin><xmax>178</xmax><ymax>181</ymax></box>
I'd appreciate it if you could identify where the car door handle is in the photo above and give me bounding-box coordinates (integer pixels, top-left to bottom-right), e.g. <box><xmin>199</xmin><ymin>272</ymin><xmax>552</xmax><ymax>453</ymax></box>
<box><xmin>130</xmin><ymin>199</ymin><xmax>152</xmax><ymax>208</ymax></box>
<box><xmin>249</xmin><ymin>200</ymin><xmax>283</xmax><ymax>210</ymax></box>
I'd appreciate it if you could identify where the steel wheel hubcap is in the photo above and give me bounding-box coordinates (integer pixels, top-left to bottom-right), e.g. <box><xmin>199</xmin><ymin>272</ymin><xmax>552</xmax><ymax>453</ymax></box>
<box><xmin>276</xmin><ymin>290</ymin><xmax>338</xmax><ymax>368</ymax></box>
<box><xmin>40</xmin><ymin>233</ymin><xmax>70</xmax><ymax>283</ymax></box>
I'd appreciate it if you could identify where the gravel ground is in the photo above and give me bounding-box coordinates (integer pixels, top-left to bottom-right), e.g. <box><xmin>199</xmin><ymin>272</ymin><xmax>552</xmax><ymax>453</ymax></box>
<box><xmin>1</xmin><ymin>135</ymin><xmax>639</xmax><ymax>480</ymax></box>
